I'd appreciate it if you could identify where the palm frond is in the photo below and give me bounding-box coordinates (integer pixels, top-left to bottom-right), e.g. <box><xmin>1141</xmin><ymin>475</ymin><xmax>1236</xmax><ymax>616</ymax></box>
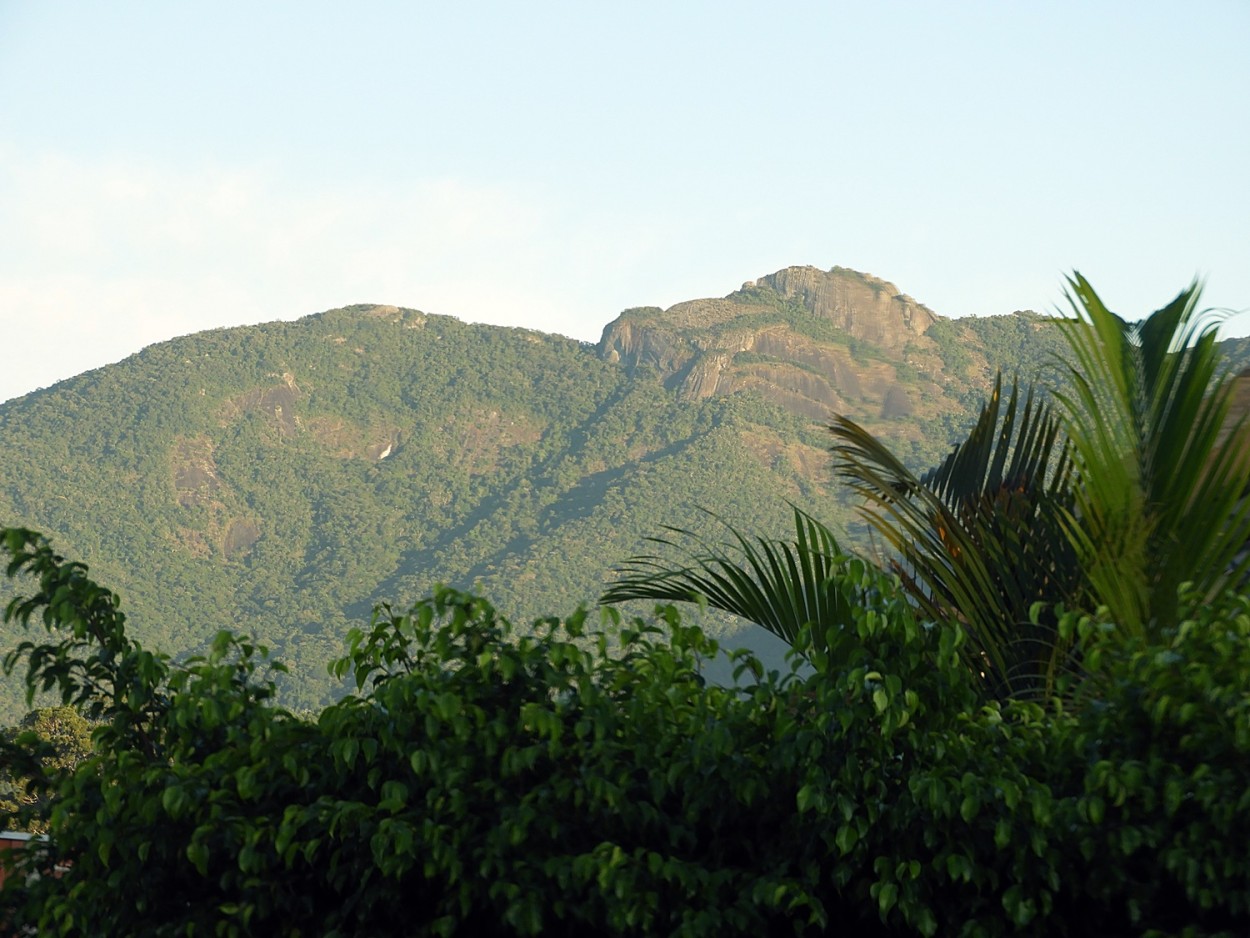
<box><xmin>602</xmin><ymin>506</ymin><xmax>856</xmax><ymax>653</ymax></box>
<box><xmin>1053</xmin><ymin>275</ymin><xmax>1250</xmax><ymax>632</ymax></box>
<box><xmin>831</xmin><ymin>375</ymin><xmax>1079</xmax><ymax>699</ymax></box>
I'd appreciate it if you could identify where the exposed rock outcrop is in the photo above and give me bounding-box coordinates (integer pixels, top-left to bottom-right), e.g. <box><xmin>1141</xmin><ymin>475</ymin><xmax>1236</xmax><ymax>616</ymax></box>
<box><xmin>758</xmin><ymin>266</ymin><xmax>937</xmax><ymax>349</ymax></box>
<box><xmin>171</xmin><ymin>436</ymin><xmax>222</xmax><ymax>507</ymax></box>
<box><xmin>597</xmin><ymin>265</ymin><xmax>950</xmax><ymax>425</ymax></box>
<box><xmin>219</xmin><ymin>383</ymin><xmax>301</xmax><ymax>437</ymax></box>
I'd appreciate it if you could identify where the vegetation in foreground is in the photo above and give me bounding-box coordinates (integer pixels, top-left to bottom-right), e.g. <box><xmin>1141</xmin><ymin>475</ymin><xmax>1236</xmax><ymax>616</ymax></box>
<box><xmin>1</xmin><ymin>275</ymin><xmax>1248</xmax><ymax>935</ymax></box>
<box><xmin>1</xmin><ymin>533</ymin><xmax>1248</xmax><ymax>936</ymax></box>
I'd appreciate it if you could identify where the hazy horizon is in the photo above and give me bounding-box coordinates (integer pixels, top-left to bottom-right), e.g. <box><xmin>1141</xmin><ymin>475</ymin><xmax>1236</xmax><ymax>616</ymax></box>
<box><xmin>3</xmin><ymin>1</ymin><xmax>1247</xmax><ymax>404</ymax></box>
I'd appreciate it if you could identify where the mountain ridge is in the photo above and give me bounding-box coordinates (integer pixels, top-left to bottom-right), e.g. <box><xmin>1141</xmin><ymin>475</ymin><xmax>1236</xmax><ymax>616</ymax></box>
<box><xmin>0</xmin><ymin>264</ymin><xmax>1214</xmax><ymax>719</ymax></box>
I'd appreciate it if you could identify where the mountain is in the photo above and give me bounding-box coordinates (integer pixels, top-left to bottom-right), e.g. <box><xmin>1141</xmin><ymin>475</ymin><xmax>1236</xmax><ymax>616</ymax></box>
<box><xmin>0</xmin><ymin>265</ymin><xmax>1231</xmax><ymax>719</ymax></box>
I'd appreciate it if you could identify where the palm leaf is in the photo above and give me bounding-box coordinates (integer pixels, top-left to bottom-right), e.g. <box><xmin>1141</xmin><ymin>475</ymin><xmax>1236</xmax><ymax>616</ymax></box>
<box><xmin>831</xmin><ymin>375</ymin><xmax>1080</xmax><ymax>699</ymax></box>
<box><xmin>602</xmin><ymin>506</ymin><xmax>856</xmax><ymax>653</ymax></box>
<box><xmin>1053</xmin><ymin>275</ymin><xmax>1250</xmax><ymax>632</ymax></box>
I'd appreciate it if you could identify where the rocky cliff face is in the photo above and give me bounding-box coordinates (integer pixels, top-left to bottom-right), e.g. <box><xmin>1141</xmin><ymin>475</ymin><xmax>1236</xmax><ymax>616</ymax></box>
<box><xmin>598</xmin><ymin>265</ymin><xmax>952</xmax><ymax>428</ymax></box>
<box><xmin>756</xmin><ymin>266</ymin><xmax>938</xmax><ymax>349</ymax></box>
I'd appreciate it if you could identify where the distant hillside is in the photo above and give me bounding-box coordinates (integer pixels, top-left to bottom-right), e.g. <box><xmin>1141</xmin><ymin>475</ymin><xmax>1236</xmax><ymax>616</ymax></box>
<box><xmin>1</xmin><ymin>266</ymin><xmax>1241</xmax><ymax>719</ymax></box>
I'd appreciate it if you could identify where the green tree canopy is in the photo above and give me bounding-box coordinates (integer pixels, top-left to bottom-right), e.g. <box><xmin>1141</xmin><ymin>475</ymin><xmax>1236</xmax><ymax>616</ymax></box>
<box><xmin>3</xmin><ymin>528</ymin><xmax>1250</xmax><ymax>935</ymax></box>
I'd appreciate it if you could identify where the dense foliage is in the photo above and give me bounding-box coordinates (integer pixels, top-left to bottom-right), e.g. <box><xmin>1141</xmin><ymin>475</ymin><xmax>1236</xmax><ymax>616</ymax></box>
<box><xmin>0</xmin><ymin>707</ymin><xmax>93</xmax><ymax>833</ymax></box>
<box><xmin>2</xmin><ymin>529</ymin><xmax>1248</xmax><ymax>936</ymax></box>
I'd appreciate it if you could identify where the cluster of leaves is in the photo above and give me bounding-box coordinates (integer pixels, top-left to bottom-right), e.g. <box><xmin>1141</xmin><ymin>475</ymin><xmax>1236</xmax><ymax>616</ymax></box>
<box><xmin>1054</xmin><ymin>592</ymin><xmax>1250</xmax><ymax>934</ymax></box>
<box><xmin>0</xmin><ymin>707</ymin><xmax>93</xmax><ymax>833</ymax></box>
<box><xmin>3</xmin><ymin>528</ymin><xmax>1249</xmax><ymax>935</ymax></box>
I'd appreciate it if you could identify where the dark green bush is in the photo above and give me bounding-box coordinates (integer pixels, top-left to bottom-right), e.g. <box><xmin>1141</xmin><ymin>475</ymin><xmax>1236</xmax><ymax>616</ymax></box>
<box><xmin>1053</xmin><ymin>590</ymin><xmax>1250</xmax><ymax>935</ymax></box>
<box><xmin>1</xmin><ymin>529</ymin><xmax>1247</xmax><ymax>936</ymax></box>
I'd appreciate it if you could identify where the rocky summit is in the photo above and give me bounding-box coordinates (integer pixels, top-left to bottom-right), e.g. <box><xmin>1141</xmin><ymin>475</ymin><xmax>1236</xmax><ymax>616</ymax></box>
<box><xmin>598</xmin><ymin>265</ymin><xmax>952</xmax><ymax>426</ymax></box>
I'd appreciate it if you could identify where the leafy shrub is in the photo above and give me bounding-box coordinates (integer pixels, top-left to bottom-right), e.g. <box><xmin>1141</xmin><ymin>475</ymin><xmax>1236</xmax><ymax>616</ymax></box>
<box><xmin>1051</xmin><ymin>590</ymin><xmax>1250</xmax><ymax>935</ymax></box>
<box><xmin>1</xmin><ymin>529</ymin><xmax>1247</xmax><ymax>936</ymax></box>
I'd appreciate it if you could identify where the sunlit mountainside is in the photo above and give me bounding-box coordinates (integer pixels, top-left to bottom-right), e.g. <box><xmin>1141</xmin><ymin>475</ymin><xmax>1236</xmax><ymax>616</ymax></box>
<box><xmin>2</xmin><ymin>265</ymin><xmax>1239</xmax><ymax>718</ymax></box>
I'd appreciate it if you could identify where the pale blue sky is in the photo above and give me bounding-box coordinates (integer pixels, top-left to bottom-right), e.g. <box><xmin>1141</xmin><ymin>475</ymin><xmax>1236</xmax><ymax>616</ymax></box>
<box><xmin>2</xmin><ymin>1</ymin><xmax>1247</xmax><ymax>403</ymax></box>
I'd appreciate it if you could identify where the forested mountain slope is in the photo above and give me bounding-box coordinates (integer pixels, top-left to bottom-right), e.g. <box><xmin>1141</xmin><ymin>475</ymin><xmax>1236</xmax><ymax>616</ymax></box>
<box><xmin>1</xmin><ymin>265</ymin><xmax>1241</xmax><ymax>717</ymax></box>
